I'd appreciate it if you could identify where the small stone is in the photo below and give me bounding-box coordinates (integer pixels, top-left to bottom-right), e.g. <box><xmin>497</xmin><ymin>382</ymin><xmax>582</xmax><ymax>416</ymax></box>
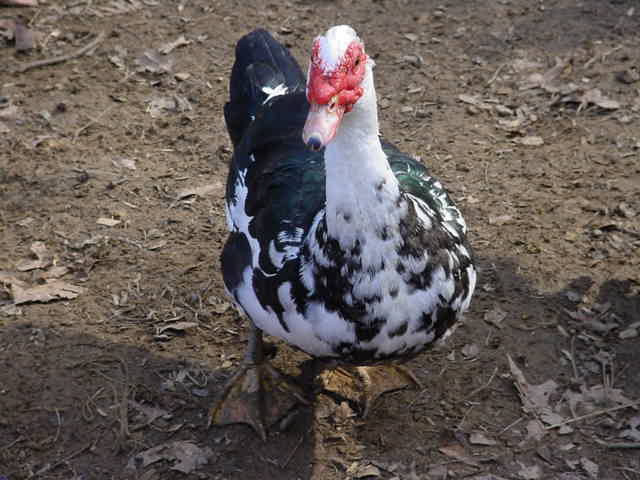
<box><xmin>191</xmin><ymin>388</ymin><xmax>209</xmax><ymax>398</ymax></box>
<box><xmin>619</xmin><ymin>327</ymin><xmax>638</xmax><ymax>339</ymax></box>
<box><xmin>174</xmin><ymin>72</ymin><xmax>191</xmax><ymax>81</ymax></box>
<box><xmin>565</xmin><ymin>290</ymin><xmax>583</xmax><ymax>303</ymax></box>
<box><xmin>402</xmin><ymin>54</ymin><xmax>423</xmax><ymax>67</ymax></box>
<box><xmin>615</xmin><ymin>68</ymin><xmax>639</xmax><ymax>84</ymax></box>
<box><xmin>461</xmin><ymin>343</ymin><xmax>479</xmax><ymax>359</ymax></box>
<box><xmin>494</xmin><ymin>104</ymin><xmax>513</xmax><ymax>116</ymax></box>
<box><xmin>616</xmin><ymin>202</ymin><xmax>636</xmax><ymax>218</ymax></box>
<box><xmin>558</xmin><ymin>425</ymin><xmax>574</xmax><ymax>435</ymax></box>
<box><xmin>466</xmin><ymin>105</ymin><xmax>479</xmax><ymax>115</ymax></box>
<box><xmin>519</xmin><ymin>136</ymin><xmax>544</xmax><ymax>146</ymax></box>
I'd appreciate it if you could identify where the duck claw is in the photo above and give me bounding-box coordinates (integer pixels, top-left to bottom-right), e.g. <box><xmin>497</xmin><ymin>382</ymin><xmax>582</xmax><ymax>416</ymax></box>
<box><xmin>208</xmin><ymin>362</ymin><xmax>308</xmax><ymax>440</ymax></box>
<box><xmin>320</xmin><ymin>364</ymin><xmax>421</xmax><ymax>416</ymax></box>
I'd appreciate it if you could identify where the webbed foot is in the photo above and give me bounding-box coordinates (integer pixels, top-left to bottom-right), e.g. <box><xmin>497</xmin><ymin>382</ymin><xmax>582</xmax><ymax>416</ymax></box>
<box><xmin>208</xmin><ymin>325</ymin><xmax>308</xmax><ymax>440</ymax></box>
<box><xmin>319</xmin><ymin>364</ymin><xmax>421</xmax><ymax>416</ymax></box>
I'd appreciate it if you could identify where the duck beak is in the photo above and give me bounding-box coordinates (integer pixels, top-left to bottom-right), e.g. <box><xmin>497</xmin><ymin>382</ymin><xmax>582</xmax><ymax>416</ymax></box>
<box><xmin>302</xmin><ymin>100</ymin><xmax>345</xmax><ymax>151</ymax></box>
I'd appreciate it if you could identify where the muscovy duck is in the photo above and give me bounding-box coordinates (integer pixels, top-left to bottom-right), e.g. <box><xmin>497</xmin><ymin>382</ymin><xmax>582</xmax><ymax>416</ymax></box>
<box><xmin>212</xmin><ymin>26</ymin><xmax>476</xmax><ymax>439</ymax></box>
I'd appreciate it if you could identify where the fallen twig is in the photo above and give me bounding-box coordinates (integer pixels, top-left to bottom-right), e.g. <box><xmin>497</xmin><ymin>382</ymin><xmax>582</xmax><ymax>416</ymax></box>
<box><xmin>604</xmin><ymin>442</ymin><xmax>640</xmax><ymax>449</ymax></box>
<box><xmin>73</xmin><ymin>104</ymin><xmax>115</xmax><ymax>141</ymax></box>
<box><xmin>460</xmin><ymin>366</ymin><xmax>498</xmax><ymax>402</ymax></box>
<box><xmin>569</xmin><ymin>336</ymin><xmax>579</xmax><ymax>381</ymax></box>
<box><xmin>487</xmin><ymin>63</ymin><xmax>505</xmax><ymax>86</ymax></box>
<box><xmin>584</xmin><ymin>45</ymin><xmax>623</xmax><ymax>69</ymax></box>
<box><xmin>280</xmin><ymin>433</ymin><xmax>305</xmax><ymax>469</ymax></box>
<box><xmin>498</xmin><ymin>415</ymin><xmax>524</xmax><ymax>436</ymax></box>
<box><xmin>545</xmin><ymin>400</ymin><xmax>640</xmax><ymax>430</ymax></box>
<box><xmin>17</xmin><ymin>30</ymin><xmax>107</xmax><ymax>73</ymax></box>
<box><xmin>30</xmin><ymin>442</ymin><xmax>94</xmax><ymax>478</ymax></box>
<box><xmin>1</xmin><ymin>435</ymin><xmax>24</xmax><ymax>450</ymax></box>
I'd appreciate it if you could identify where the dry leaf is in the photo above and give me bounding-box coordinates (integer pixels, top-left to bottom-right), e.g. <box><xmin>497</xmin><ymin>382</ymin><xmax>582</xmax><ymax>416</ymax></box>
<box><xmin>469</xmin><ymin>432</ymin><xmax>497</xmax><ymax>446</ymax></box>
<box><xmin>97</xmin><ymin>217</ymin><xmax>121</xmax><ymax>227</ymax></box>
<box><xmin>158</xmin><ymin>35</ymin><xmax>190</xmax><ymax>54</ymax></box>
<box><xmin>524</xmin><ymin>419</ymin><xmax>546</xmax><ymax>442</ymax></box>
<box><xmin>539</xmin><ymin>410</ymin><xmax>563</xmax><ymax>426</ymax></box>
<box><xmin>11</xmin><ymin>280</ymin><xmax>85</xmax><ymax>304</ymax></box>
<box><xmin>580</xmin><ymin>458</ymin><xmax>598</xmax><ymax>480</ymax></box>
<box><xmin>458</xmin><ymin>94</ymin><xmax>491</xmax><ymax>109</ymax></box>
<box><xmin>129</xmin><ymin>400</ymin><xmax>171</xmax><ymax>425</ymax></box>
<box><xmin>127</xmin><ymin>441</ymin><xmax>213</xmax><ymax>474</ymax></box>
<box><xmin>520</xmin><ymin>57</ymin><xmax>570</xmax><ymax>92</ymax></box>
<box><xmin>484</xmin><ymin>306</ymin><xmax>507</xmax><ymax>328</ymax></box>
<box><xmin>0</xmin><ymin>304</ymin><xmax>22</xmax><ymax>316</ymax></box>
<box><xmin>16</xmin><ymin>242</ymin><xmax>52</xmax><ymax>271</ymax></box>
<box><xmin>578</xmin><ymin>89</ymin><xmax>620</xmax><ymax>111</ymax></box>
<box><xmin>156</xmin><ymin>321</ymin><xmax>198</xmax><ymax>335</ymax></box>
<box><xmin>176</xmin><ymin>182</ymin><xmax>223</xmax><ymax>200</ymax></box>
<box><xmin>561</xmin><ymin>384</ymin><xmax>634</xmax><ymax>416</ymax></box>
<box><xmin>136</xmin><ymin>50</ymin><xmax>174</xmax><ymax>74</ymax></box>
<box><xmin>507</xmin><ymin>355</ymin><xmax>558</xmax><ymax>419</ymax></box>
<box><xmin>518</xmin><ymin>464</ymin><xmax>542</xmax><ymax>480</ymax></box>
<box><xmin>353</xmin><ymin>463</ymin><xmax>381</xmax><ymax>478</ymax></box>
<box><xmin>40</xmin><ymin>265</ymin><xmax>69</xmax><ymax>279</ymax></box>
<box><xmin>0</xmin><ymin>271</ymin><xmax>27</xmax><ymax>288</ymax></box>
<box><xmin>439</xmin><ymin>443</ymin><xmax>479</xmax><ymax>466</ymax></box>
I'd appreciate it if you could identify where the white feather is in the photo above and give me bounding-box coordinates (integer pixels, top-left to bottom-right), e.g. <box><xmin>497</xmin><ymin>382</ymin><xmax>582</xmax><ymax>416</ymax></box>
<box><xmin>317</xmin><ymin>25</ymin><xmax>360</xmax><ymax>72</ymax></box>
<box><xmin>262</xmin><ymin>83</ymin><xmax>288</xmax><ymax>104</ymax></box>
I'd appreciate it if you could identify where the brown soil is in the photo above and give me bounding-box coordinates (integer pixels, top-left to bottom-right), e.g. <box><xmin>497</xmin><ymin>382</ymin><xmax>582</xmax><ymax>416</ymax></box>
<box><xmin>1</xmin><ymin>1</ymin><xmax>639</xmax><ymax>479</ymax></box>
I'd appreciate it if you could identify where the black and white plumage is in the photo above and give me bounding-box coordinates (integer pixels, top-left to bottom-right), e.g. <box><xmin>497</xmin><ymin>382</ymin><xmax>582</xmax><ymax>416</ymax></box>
<box><xmin>221</xmin><ymin>26</ymin><xmax>476</xmax><ymax>366</ymax></box>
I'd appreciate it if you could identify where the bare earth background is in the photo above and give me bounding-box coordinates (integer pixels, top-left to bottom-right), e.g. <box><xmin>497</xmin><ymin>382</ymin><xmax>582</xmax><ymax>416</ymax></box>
<box><xmin>1</xmin><ymin>0</ymin><xmax>639</xmax><ymax>479</ymax></box>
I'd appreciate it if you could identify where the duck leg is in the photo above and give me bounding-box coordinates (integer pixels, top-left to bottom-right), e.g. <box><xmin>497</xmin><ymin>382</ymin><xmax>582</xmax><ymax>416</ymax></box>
<box><xmin>208</xmin><ymin>324</ymin><xmax>308</xmax><ymax>440</ymax></box>
<box><xmin>320</xmin><ymin>364</ymin><xmax>421</xmax><ymax>416</ymax></box>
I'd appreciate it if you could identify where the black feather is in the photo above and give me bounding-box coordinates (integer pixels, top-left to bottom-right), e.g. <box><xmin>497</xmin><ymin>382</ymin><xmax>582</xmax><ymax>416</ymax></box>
<box><xmin>224</xmin><ymin>29</ymin><xmax>305</xmax><ymax>146</ymax></box>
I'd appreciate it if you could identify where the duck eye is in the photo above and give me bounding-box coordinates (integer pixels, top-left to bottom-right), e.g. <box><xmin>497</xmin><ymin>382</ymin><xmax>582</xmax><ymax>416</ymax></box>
<box><xmin>354</xmin><ymin>58</ymin><xmax>361</xmax><ymax>67</ymax></box>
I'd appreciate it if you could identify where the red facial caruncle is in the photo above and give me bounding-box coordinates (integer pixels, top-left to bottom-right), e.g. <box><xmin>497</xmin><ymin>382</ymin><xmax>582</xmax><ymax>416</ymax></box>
<box><xmin>306</xmin><ymin>39</ymin><xmax>367</xmax><ymax>112</ymax></box>
<box><xmin>302</xmin><ymin>36</ymin><xmax>368</xmax><ymax>151</ymax></box>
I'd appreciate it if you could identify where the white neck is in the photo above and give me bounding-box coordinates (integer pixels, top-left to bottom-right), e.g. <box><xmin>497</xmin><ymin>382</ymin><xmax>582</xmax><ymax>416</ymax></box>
<box><xmin>323</xmin><ymin>62</ymin><xmax>401</xmax><ymax>252</ymax></box>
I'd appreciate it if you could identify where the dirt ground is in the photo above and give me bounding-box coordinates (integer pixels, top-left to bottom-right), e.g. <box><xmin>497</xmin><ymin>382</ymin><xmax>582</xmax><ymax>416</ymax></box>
<box><xmin>1</xmin><ymin>0</ymin><xmax>639</xmax><ymax>479</ymax></box>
